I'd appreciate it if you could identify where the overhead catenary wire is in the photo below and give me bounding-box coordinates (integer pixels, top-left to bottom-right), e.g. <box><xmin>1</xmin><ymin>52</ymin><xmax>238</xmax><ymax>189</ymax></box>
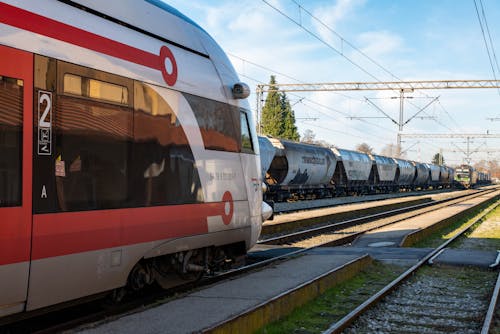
<box><xmin>237</xmin><ymin>71</ymin><xmax>397</xmax><ymax>145</ymax></box>
<box><xmin>260</xmin><ymin>0</ymin><xmax>385</xmax><ymax>84</ymax></box>
<box><xmin>261</xmin><ymin>0</ymin><xmax>464</xmax><ymax>135</ymax></box>
<box><xmin>228</xmin><ymin>52</ymin><xmax>399</xmax><ymax>139</ymax></box>
<box><xmin>474</xmin><ymin>0</ymin><xmax>500</xmax><ymax>96</ymax></box>
<box><xmin>228</xmin><ymin>52</ymin><xmax>364</xmax><ymax>102</ymax></box>
<box><xmin>238</xmin><ymin>0</ymin><xmax>496</xmax><ymax>162</ymax></box>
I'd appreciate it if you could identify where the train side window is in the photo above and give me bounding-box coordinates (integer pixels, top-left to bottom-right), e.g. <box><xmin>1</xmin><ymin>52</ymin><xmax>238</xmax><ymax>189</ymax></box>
<box><xmin>240</xmin><ymin>111</ymin><xmax>254</xmax><ymax>154</ymax></box>
<box><xmin>183</xmin><ymin>93</ymin><xmax>240</xmax><ymax>152</ymax></box>
<box><xmin>0</xmin><ymin>76</ymin><xmax>23</xmax><ymax>207</ymax></box>
<box><xmin>63</xmin><ymin>74</ymin><xmax>129</xmax><ymax>105</ymax></box>
<box><xmin>132</xmin><ymin>82</ymin><xmax>203</xmax><ymax>206</ymax></box>
<box><xmin>53</xmin><ymin>61</ymin><xmax>133</xmax><ymax>211</ymax></box>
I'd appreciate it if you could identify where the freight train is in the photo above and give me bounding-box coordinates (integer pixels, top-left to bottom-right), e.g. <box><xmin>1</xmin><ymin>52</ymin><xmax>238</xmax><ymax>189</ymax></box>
<box><xmin>259</xmin><ymin>136</ymin><xmax>456</xmax><ymax>202</ymax></box>
<box><xmin>0</xmin><ymin>0</ymin><xmax>271</xmax><ymax>320</ymax></box>
<box><xmin>454</xmin><ymin>164</ymin><xmax>491</xmax><ymax>188</ymax></box>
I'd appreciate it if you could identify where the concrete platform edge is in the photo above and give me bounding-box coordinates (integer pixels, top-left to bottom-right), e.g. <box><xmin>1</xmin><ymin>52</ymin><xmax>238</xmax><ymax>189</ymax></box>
<box><xmin>202</xmin><ymin>254</ymin><xmax>373</xmax><ymax>334</ymax></box>
<box><xmin>400</xmin><ymin>193</ymin><xmax>500</xmax><ymax>247</ymax></box>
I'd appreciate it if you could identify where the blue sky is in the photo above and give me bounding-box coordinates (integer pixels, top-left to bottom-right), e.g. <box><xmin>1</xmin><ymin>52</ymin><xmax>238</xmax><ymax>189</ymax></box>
<box><xmin>165</xmin><ymin>0</ymin><xmax>500</xmax><ymax>166</ymax></box>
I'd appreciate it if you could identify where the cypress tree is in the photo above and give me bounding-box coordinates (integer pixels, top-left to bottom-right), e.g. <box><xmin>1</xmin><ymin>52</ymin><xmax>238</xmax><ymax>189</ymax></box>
<box><xmin>261</xmin><ymin>75</ymin><xmax>300</xmax><ymax>141</ymax></box>
<box><xmin>260</xmin><ymin>75</ymin><xmax>283</xmax><ymax>137</ymax></box>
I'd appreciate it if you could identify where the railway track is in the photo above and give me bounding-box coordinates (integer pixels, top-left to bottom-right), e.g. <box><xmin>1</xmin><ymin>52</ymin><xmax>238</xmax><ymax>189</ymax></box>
<box><xmin>323</xmin><ymin>200</ymin><xmax>500</xmax><ymax>334</ymax></box>
<box><xmin>259</xmin><ymin>187</ymin><xmax>496</xmax><ymax>246</ymax></box>
<box><xmin>201</xmin><ymin>187</ymin><xmax>499</xmax><ymax>333</ymax></box>
<box><xmin>4</xmin><ymin>188</ymin><xmax>497</xmax><ymax>333</ymax></box>
<box><xmin>272</xmin><ymin>188</ymin><xmax>456</xmax><ymax>214</ymax></box>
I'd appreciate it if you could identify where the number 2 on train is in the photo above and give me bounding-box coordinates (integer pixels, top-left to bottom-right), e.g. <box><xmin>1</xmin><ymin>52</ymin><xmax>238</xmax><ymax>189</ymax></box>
<box><xmin>38</xmin><ymin>91</ymin><xmax>52</xmax><ymax>155</ymax></box>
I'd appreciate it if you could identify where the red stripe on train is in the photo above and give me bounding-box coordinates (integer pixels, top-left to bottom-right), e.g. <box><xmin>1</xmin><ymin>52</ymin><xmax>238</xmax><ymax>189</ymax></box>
<box><xmin>30</xmin><ymin>202</ymin><xmax>226</xmax><ymax>261</ymax></box>
<box><xmin>0</xmin><ymin>3</ymin><xmax>177</xmax><ymax>86</ymax></box>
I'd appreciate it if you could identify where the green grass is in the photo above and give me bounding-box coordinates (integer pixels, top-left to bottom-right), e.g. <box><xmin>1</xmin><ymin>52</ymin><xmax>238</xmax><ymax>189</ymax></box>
<box><xmin>255</xmin><ymin>262</ymin><xmax>403</xmax><ymax>334</ymax></box>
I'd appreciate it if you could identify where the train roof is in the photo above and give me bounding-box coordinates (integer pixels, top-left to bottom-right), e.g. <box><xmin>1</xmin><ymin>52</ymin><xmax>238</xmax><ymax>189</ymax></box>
<box><xmin>1</xmin><ymin>1</ymin><xmax>248</xmax><ymax>105</ymax></box>
<box><xmin>143</xmin><ymin>0</ymin><xmax>205</xmax><ymax>31</ymax></box>
<box><xmin>63</xmin><ymin>0</ymin><xmax>209</xmax><ymax>55</ymax></box>
<box><xmin>332</xmin><ymin>148</ymin><xmax>371</xmax><ymax>161</ymax></box>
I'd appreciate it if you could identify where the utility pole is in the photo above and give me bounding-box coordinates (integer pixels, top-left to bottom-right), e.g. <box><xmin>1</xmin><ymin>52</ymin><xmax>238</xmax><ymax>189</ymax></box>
<box><xmin>466</xmin><ymin>137</ymin><xmax>471</xmax><ymax>164</ymax></box>
<box><xmin>395</xmin><ymin>88</ymin><xmax>415</xmax><ymax>157</ymax></box>
<box><xmin>256</xmin><ymin>84</ymin><xmax>264</xmax><ymax>134</ymax></box>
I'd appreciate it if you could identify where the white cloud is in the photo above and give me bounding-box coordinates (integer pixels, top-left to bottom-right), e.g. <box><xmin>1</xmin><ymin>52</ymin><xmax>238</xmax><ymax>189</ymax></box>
<box><xmin>311</xmin><ymin>0</ymin><xmax>366</xmax><ymax>45</ymax></box>
<box><xmin>357</xmin><ymin>30</ymin><xmax>404</xmax><ymax>58</ymax></box>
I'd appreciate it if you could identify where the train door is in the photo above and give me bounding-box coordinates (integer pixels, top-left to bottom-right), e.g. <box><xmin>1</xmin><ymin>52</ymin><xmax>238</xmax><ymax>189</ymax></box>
<box><xmin>0</xmin><ymin>45</ymin><xmax>33</xmax><ymax>316</ymax></box>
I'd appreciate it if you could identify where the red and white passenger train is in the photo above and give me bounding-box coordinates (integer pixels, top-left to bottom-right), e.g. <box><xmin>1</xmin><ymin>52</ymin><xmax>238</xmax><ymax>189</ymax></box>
<box><xmin>0</xmin><ymin>0</ymin><xmax>269</xmax><ymax>319</ymax></box>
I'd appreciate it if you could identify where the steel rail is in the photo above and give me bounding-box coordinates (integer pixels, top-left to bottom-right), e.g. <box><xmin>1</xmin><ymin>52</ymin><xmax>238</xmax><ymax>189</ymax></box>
<box><xmin>259</xmin><ymin>189</ymin><xmax>494</xmax><ymax>245</ymax></box>
<box><xmin>322</xmin><ymin>195</ymin><xmax>500</xmax><ymax>334</ymax></box>
<box><xmin>481</xmin><ymin>272</ymin><xmax>500</xmax><ymax>334</ymax></box>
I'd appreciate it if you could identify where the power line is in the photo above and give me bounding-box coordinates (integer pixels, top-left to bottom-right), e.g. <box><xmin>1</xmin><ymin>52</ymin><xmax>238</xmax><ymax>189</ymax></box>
<box><xmin>257</xmin><ymin>0</ymin><xmax>479</xmax><ymax>153</ymax></box>
<box><xmin>260</xmin><ymin>0</ymin><xmax>385</xmax><ymax>83</ymax></box>
<box><xmin>227</xmin><ymin>52</ymin><xmax>363</xmax><ymax>102</ymax></box>
<box><xmin>289</xmin><ymin>0</ymin><xmax>402</xmax><ymax>82</ymax></box>
<box><xmin>237</xmin><ymin>71</ymin><xmax>396</xmax><ymax>144</ymax></box>
<box><xmin>299</xmin><ymin>99</ymin><xmax>395</xmax><ymax>140</ymax></box>
<box><xmin>436</xmin><ymin>100</ymin><xmax>465</xmax><ymax>132</ymax></box>
<box><xmin>227</xmin><ymin>51</ymin><xmax>399</xmax><ymax>138</ymax></box>
<box><xmin>300</xmin><ymin>120</ymin><xmax>389</xmax><ymax>145</ymax></box>
<box><xmin>473</xmin><ymin>0</ymin><xmax>500</xmax><ymax>95</ymax></box>
<box><xmin>273</xmin><ymin>0</ymin><xmax>463</xmax><ymax>130</ymax></box>
<box><xmin>480</xmin><ymin>0</ymin><xmax>500</xmax><ymax>74</ymax></box>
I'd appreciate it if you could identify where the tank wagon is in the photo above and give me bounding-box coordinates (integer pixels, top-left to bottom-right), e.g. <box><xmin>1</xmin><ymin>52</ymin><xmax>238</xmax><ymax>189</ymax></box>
<box><xmin>426</xmin><ymin>163</ymin><xmax>442</xmax><ymax>187</ymax></box>
<box><xmin>0</xmin><ymin>0</ymin><xmax>269</xmax><ymax>320</ymax></box>
<box><xmin>260</xmin><ymin>136</ymin><xmax>455</xmax><ymax>202</ymax></box>
<box><xmin>412</xmin><ymin>162</ymin><xmax>431</xmax><ymax>189</ymax></box>
<box><xmin>370</xmin><ymin>154</ymin><xmax>398</xmax><ymax>192</ymax></box>
<box><xmin>393</xmin><ymin>158</ymin><xmax>416</xmax><ymax>191</ymax></box>
<box><xmin>331</xmin><ymin>148</ymin><xmax>373</xmax><ymax>195</ymax></box>
<box><xmin>439</xmin><ymin>165</ymin><xmax>454</xmax><ymax>187</ymax></box>
<box><xmin>261</xmin><ymin>137</ymin><xmax>337</xmax><ymax>201</ymax></box>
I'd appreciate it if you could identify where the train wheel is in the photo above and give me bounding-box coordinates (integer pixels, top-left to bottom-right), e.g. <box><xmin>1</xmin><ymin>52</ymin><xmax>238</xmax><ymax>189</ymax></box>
<box><xmin>152</xmin><ymin>250</ymin><xmax>207</xmax><ymax>289</ymax></box>
<box><xmin>128</xmin><ymin>262</ymin><xmax>154</xmax><ymax>291</ymax></box>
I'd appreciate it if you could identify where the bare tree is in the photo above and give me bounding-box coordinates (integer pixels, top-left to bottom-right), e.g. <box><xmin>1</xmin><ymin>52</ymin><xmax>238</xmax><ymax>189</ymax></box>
<box><xmin>301</xmin><ymin>129</ymin><xmax>316</xmax><ymax>144</ymax></box>
<box><xmin>380</xmin><ymin>143</ymin><xmax>397</xmax><ymax>158</ymax></box>
<box><xmin>356</xmin><ymin>142</ymin><xmax>374</xmax><ymax>154</ymax></box>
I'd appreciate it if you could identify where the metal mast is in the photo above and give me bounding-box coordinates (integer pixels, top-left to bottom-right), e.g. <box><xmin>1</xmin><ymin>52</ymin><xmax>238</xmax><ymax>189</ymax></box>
<box><xmin>256</xmin><ymin>79</ymin><xmax>500</xmax><ymax>157</ymax></box>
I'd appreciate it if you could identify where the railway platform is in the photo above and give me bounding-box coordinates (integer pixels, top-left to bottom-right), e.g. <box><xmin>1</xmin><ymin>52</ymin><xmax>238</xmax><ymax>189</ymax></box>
<box><xmin>429</xmin><ymin>248</ymin><xmax>500</xmax><ymax>268</ymax></box>
<box><xmin>77</xmin><ymin>249</ymin><xmax>370</xmax><ymax>334</ymax></box>
<box><xmin>352</xmin><ymin>192</ymin><xmax>498</xmax><ymax>249</ymax></box>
